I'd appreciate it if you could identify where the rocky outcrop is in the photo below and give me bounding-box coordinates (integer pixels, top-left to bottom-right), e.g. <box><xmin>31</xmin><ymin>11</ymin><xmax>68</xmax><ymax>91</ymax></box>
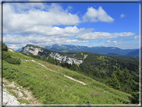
<box><xmin>21</xmin><ymin>45</ymin><xmax>43</xmax><ymax>56</ymax></box>
<box><xmin>21</xmin><ymin>45</ymin><xmax>83</xmax><ymax>66</ymax></box>
<box><xmin>49</xmin><ymin>52</ymin><xmax>83</xmax><ymax>66</ymax></box>
<box><xmin>3</xmin><ymin>89</ymin><xmax>20</xmax><ymax>105</ymax></box>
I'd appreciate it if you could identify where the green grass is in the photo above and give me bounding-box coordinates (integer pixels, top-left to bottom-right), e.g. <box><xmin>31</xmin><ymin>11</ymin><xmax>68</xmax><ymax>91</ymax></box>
<box><xmin>2</xmin><ymin>50</ymin><xmax>132</xmax><ymax>104</ymax></box>
<box><xmin>18</xmin><ymin>99</ymin><xmax>30</xmax><ymax>104</ymax></box>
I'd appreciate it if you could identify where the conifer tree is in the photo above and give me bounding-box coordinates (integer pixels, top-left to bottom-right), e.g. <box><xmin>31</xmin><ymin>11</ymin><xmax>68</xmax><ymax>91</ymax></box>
<box><xmin>109</xmin><ymin>73</ymin><xmax>121</xmax><ymax>90</ymax></box>
<box><xmin>115</xmin><ymin>68</ymin><xmax>124</xmax><ymax>84</ymax></box>
<box><xmin>123</xmin><ymin>68</ymin><xmax>131</xmax><ymax>84</ymax></box>
<box><xmin>41</xmin><ymin>55</ymin><xmax>46</xmax><ymax>61</ymax></box>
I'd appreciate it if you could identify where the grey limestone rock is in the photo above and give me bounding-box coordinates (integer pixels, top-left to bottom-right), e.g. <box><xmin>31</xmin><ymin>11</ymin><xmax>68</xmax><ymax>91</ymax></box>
<box><xmin>21</xmin><ymin>45</ymin><xmax>83</xmax><ymax>66</ymax></box>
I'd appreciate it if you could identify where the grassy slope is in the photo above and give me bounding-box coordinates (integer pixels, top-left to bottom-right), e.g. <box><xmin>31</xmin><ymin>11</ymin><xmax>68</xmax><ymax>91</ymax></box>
<box><xmin>3</xmin><ymin>49</ymin><xmax>132</xmax><ymax>104</ymax></box>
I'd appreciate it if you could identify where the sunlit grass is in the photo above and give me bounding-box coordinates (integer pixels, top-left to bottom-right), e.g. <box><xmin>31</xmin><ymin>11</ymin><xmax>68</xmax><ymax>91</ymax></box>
<box><xmin>2</xmin><ymin>50</ymin><xmax>132</xmax><ymax>104</ymax></box>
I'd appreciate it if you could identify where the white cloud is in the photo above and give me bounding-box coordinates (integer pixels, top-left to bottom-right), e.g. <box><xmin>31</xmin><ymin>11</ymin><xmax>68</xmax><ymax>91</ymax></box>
<box><xmin>65</xmin><ymin>6</ymin><xmax>73</xmax><ymax>12</ymax></box>
<box><xmin>134</xmin><ymin>36</ymin><xmax>139</xmax><ymax>39</ymax></box>
<box><xmin>3</xmin><ymin>34</ymin><xmax>89</xmax><ymax>47</ymax></box>
<box><xmin>113</xmin><ymin>40</ymin><xmax>122</xmax><ymax>45</ymax></box>
<box><xmin>120</xmin><ymin>14</ymin><xmax>125</xmax><ymax>18</ymax></box>
<box><xmin>107</xmin><ymin>40</ymin><xmax>111</xmax><ymax>43</ymax></box>
<box><xmin>24</xmin><ymin>26</ymin><xmax>83</xmax><ymax>37</ymax></box>
<box><xmin>3</xmin><ymin>3</ymin><xmax>80</xmax><ymax>33</ymax></box>
<box><xmin>76</xmin><ymin>32</ymin><xmax>135</xmax><ymax>40</ymax></box>
<box><xmin>8</xmin><ymin>44</ymin><xmax>21</xmax><ymax>50</ymax></box>
<box><xmin>83</xmin><ymin>6</ymin><xmax>114</xmax><ymax>23</ymax></box>
<box><xmin>101</xmin><ymin>40</ymin><xmax>139</xmax><ymax>49</ymax></box>
<box><xmin>113</xmin><ymin>40</ymin><xmax>117</xmax><ymax>45</ymax></box>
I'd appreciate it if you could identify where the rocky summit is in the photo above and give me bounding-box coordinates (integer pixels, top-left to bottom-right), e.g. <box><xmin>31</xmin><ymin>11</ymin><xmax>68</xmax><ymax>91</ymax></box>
<box><xmin>21</xmin><ymin>44</ymin><xmax>83</xmax><ymax>66</ymax></box>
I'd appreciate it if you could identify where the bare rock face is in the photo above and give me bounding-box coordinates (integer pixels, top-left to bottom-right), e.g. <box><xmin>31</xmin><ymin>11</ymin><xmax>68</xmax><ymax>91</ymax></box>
<box><xmin>22</xmin><ymin>46</ymin><xmax>43</xmax><ymax>56</ymax></box>
<box><xmin>3</xmin><ymin>89</ymin><xmax>20</xmax><ymax>105</ymax></box>
<box><xmin>21</xmin><ymin>45</ymin><xmax>83</xmax><ymax>66</ymax></box>
<box><xmin>49</xmin><ymin>52</ymin><xmax>83</xmax><ymax>66</ymax></box>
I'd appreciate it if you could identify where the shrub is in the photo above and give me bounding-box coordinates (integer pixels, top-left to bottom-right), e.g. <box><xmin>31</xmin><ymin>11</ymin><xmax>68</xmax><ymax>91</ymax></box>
<box><xmin>6</xmin><ymin>57</ymin><xmax>21</xmax><ymax>64</ymax></box>
<box><xmin>2</xmin><ymin>51</ymin><xmax>11</xmax><ymax>60</ymax></box>
<box><xmin>3</xmin><ymin>50</ymin><xmax>21</xmax><ymax>64</ymax></box>
<box><xmin>2</xmin><ymin>43</ymin><xmax>8</xmax><ymax>51</ymax></box>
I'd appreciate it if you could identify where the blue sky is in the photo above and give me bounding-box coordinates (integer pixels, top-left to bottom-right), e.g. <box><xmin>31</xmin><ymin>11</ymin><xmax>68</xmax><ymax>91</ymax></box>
<box><xmin>3</xmin><ymin>2</ymin><xmax>139</xmax><ymax>50</ymax></box>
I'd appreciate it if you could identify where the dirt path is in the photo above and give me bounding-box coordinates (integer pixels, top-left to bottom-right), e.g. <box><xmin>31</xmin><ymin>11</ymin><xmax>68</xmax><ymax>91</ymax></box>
<box><xmin>25</xmin><ymin>59</ymin><xmax>87</xmax><ymax>85</ymax></box>
<box><xmin>3</xmin><ymin>78</ymin><xmax>41</xmax><ymax>105</ymax></box>
<box><xmin>26</xmin><ymin>59</ymin><xmax>57</xmax><ymax>73</ymax></box>
<box><xmin>64</xmin><ymin>75</ymin><xmax>86</xmax><ymax>85</ymax></box>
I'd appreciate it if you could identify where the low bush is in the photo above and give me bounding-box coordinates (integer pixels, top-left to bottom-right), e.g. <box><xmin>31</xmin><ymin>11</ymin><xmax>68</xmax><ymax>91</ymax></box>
<box><xmin>3</xmin><ymin>51</ymin><xmax>21</xmax><ymax>65</ymax></box>
<box><xmin>2</xmin><ymin>43</ymin><xmax>8</xmax><ymax>51</ymax></box>
<box><xmin>2</xmin><ymin>51</ymin><xmax>11</xmax><ymax>60</ymax></box>
<box><xmin>6</xmin><ymin>57</ymin><xmax>21</xmax><ymax>65</ymax></box>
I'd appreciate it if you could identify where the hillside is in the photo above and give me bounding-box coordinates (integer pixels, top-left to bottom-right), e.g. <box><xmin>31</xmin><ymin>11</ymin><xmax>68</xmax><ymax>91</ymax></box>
<box><xmin>20</xmin><ymin>44</ymin><xmax>139</xmax><ymax>94</ymax></box>
<box><xmin>2</xmin><ymin>48</ymin><xmax>134</xmax><ymax>105</ymax></box>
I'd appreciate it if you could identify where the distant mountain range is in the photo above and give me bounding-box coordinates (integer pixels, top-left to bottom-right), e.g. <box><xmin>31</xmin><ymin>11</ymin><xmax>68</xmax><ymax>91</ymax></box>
<box><xmin>126</xmin><ymin>49</ymin><xmax>140</xmax><ymax>56</ymax></box>
<box><xmin>44</xmin><ymin>44</ymin><xmax>139</xmax><ymax>57</ymax></box>
<box><xmin>17</xmin><ymin>44</ymin><xmax>140</xmax><ymax>57</ymax></box>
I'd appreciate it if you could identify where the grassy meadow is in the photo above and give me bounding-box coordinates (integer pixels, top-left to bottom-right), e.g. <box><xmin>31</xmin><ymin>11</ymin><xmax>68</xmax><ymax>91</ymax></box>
<box><xmin>2</xmin><ymin>49</ymin><xmax>133</xmax><ymax>104</ymax></box>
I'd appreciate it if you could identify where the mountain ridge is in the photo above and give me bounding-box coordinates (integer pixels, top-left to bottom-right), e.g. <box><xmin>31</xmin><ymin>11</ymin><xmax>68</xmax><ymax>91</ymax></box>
<box><xmin>20</xmin><ymin>44</ymin><xmax>83</xmax><ymax>66</ymax></box>
<box><xmin>44</xmin><ymin>44</ymin><xmax>138</xmax><ymax>56</ymax></box>
<box><xmin>17</xmin><ymin>44</ymin><xmax>139</xmax><ymax>56</ymax></box>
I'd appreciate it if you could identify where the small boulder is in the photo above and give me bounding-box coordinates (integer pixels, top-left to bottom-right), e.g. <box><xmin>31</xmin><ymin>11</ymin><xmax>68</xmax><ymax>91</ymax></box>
<box><xmin>18</xmin><ymin>91</ymin><xmax>23</xmax><ymax>98</ymax></box>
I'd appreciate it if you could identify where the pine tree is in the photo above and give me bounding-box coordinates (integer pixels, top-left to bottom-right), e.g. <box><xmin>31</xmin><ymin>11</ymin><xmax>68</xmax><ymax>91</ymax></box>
<box><xmin>41</xmin><ymin>55</ymin><xmax>46</xmax><ymax>61</ymax></box>
<box><xmin>123</xmin><ymin>68</ymin><xmax>131</xmax><ymax>84</ymax></box>
<box><xmin>130</xmin><ymin>74</ymin><xmax>139</xmax><ymax>104</ymax></box>
<box><xmin>115</xmin><ymin>68</ymin><xmax>124</xmax><ymax>84</ymax></box>
<box><xmin>110</xmin><ymin>73</ymin><xmax>121</xmax><ymax>90</ymax></box>
<box><xmin>71</xmin><ymin>62</ymin><xmax>77</xmax><ymax>71</ymax></box>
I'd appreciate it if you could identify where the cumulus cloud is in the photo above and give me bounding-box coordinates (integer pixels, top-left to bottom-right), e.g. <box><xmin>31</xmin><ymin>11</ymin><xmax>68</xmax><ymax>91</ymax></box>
<box><xmin>24</xmin><ymin>26</ymin><xmax>85</xmax><ymax>37</ymax></box>
<box><xmin>76</xmin><ymin>32</ymin><xmax>135</xmax><ymax>40</ymax></box>
<box><xmin>134</xmin><ymin>36</ymin><xmax>139</xmax><ymax>39</ymax></box>
<box><xmin>2</xmin><ymin>3</ymin><xmax>137</xmax><ymax>50</ymax></box>
<box><xmin>107</xmin><ymin>40</ymin><xmax>111</xmax><ymax>43</ymax></box>
<box><xmin>3</xmin><ymin>3</ymin><xmax>80</xmax><ymax>33</ymax></box>
<box><xmin>113</xmin><ymin>40</ymin><xmax>123</xmax><ymax>45</ymax></box>
<box><xmin>8</xmin><ymin>44</ymin><xmax>21</xmax><ymax>50</ymax></box>
<box><xmin>120</xmin><ymin>14</ymin><xmax>125</xmax><ymax>18</ymax></box>
<box><xmin>83</xmin><ymin>6</ymin><xmax>114</xmax><ymax>23</ymax></box>
<box><xmin>65</xmin><ymin>6</ymin><xmax>73</xmax><ymax>12</ymax></box>
<box><xmin>113</xmin><ymin>40</ymin><xmax>117</xmax><ymax>45</ymax></box>
<box><xmin>3</xmin><ymin>34</ymin><xmax>89</xmax><ymax>47</ymax></box>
